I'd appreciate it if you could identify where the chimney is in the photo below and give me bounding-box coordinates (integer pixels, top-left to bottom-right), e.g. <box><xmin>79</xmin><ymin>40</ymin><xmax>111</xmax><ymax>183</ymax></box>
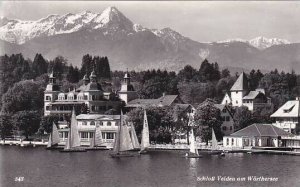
<box><xmin>162</xmin><ymin>92</ymin><xmax>166</xmax><ymax>97</ymax></box>
<box><xmin>296</xmin><ymin>97</ymin><xmax>299</xmax><ymax>101</ymax></box>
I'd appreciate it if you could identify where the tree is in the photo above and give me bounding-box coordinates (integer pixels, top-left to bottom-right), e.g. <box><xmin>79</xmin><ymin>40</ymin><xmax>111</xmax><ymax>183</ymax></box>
<box><xmin>177</xmin><ymin>65</ymin><xmax>198</xmax><ymax>81</ymax></box>
<box><xmin>221</xmin><ymin>68</ymin><xmax>231</xmax><ymax>78</ymax></box>
<box><xmin>127</xmin><ymin>106</ymin><xmax>174</xmax><ymax>143</ymax></box>
<box><xmin>32</xmin><ymin>53</ymin><xmax>48</xmax><ymax>78</ymax></box>
<box><xmin>1</xmin><ymin>80</ymin><xmax>44</xmax><ymax>114</ymax></box>
<box><xmin>0</xmin><ymin>114</ymin><xmax>13</xmax><ymax>139</ymax></box>
<box><xmin>198</xmin><ymin>59</ymin><xmax>221</xmax><ymax>82</ymax></box>
<box><xmin>233</xmin><ymin>106</ymin><xmax>253</xmax><ymax>130</ymax></box>
<box><xmin>177</xmin><ymin>81</ymin><xmax>215</xmax><ymax>106</ymax></box>
<box><xmin>66</xmin><ymin>65</ymin><xmax>80</xmax><ymax>83</ymax></box>
<box><xmin>39</xmin><ymin>115</ymin><xmax>59</xmax><ymax>134</ymax></box>
<box><xmin>13</xmin><ymin>111</ymin><xmax>41</xmax><ymax>139</ymax></box>
<box><xmin>194</xmin><ymin>99</ymin><xmax>223</xmax><ymax>144</ymax></box>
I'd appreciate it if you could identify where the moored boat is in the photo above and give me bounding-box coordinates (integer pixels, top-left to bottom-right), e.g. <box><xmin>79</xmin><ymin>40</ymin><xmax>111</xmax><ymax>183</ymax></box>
<box><xmin>139</xmin><ymin>109</ymin><xmax>150</xmax><ymax>154</ymax></box>
<box><xmin>110</xmin><ymin>111</ymin><xmax>140</xmax><ymax>157</ymax></box>
<box><xmin>46</xmin><ymin>122</ymin><xmax>64</xmax><ymax>150</ymax></box>
<box><xmin>60</xmin><ymin>109</ymin><xmax>87</xmax><ymax>152</ymax></box>
<box><xmin>185</xmin><ymin>116</ymin><xmax>202</xmax><ymax>158</ymax></box>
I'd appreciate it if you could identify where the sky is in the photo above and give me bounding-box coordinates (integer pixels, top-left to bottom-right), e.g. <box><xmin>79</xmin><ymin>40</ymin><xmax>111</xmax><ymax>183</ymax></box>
<box><xmin>1</xmin><ymin>1</ymin><xmax>300</xmax><ymax>43</ymax></box>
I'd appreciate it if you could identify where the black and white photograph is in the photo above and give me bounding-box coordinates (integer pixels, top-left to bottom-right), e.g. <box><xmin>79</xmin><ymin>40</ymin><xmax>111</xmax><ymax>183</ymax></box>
<box><xmin>0</xmin><ymin>1</ymin><xmax>300</xmax><ymax>187</ymax></box>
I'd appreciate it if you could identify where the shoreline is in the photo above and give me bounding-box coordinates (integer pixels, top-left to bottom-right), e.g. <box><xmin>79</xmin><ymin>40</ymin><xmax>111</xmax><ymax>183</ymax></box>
<box><xmin>1</xmin><ymin>140</ymin><xmax>300</xmax><ymax>156</ymax></box>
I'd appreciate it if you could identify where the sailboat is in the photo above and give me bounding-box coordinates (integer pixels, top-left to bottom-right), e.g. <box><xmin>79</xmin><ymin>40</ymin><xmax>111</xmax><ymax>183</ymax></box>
<box><xmin>211</xmin><ymin>128</ymin><xmax>225</xmax><ymax>156</ymax></box>
<box><xmin>46</xmin><ymin>122</ymin><xmax>62</xmax><ymax>150</ymax></box>
<box><xmin>60</xmin><ymin>109</ymin><xmax>87</xmax><ymax>152</ymax></box>
<box><xmin>110</xmin><ymin>111</ymin><xmax>139</xmax><ymax>157</ymax></box>
<box><xmin>129</xmin><ymin>122</ymin><xmax>141</xmax><ymax>151</ymax></box>
<box><xmin>87</xmin><ymin>124</ymin><xmax>108</xmax><ymax>150</ymax></box>
<box><xmin>185</xmin><ymin>117</ymin><xmax>202</xmax><ymax>158</ymax></box>
<box><xmin>139</xmin><ymin>109</ymin><xmax>150</xmax><ymax>154</ymax></box>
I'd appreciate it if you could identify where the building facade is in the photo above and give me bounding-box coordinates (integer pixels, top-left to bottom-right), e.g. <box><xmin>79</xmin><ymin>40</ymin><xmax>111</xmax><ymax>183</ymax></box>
<box><xmin>58</xmin><ymin>114</ymin><xmax>126</xmax><ymax>147</ymax></box>
<box><xmin>44</xmin><ymin>71</ymin><xmax>124</xmax><ymax>119</ymax></box>
<box><xmin>118</xmin><ymin>72</ymin><xmax>138</xmax><ymax>104</ymax></box>
<box><xmin>271</xmin><ymin>98</ymin><xmax>300</xmax><ymax>134</ymax></box>
<box><xmin>215</xmin><ymin>104</ymin><xmax>235</xmax><ymax>135</ymax></box>
<box><xmin>221</xmin><ymin>72</ymin><xmax>273</xmax><ymax>114</ymax></box>
<box><xmin>223</xmin><ymin>123</ymin><xmax>293</xmax><ymax>148</ymax></box>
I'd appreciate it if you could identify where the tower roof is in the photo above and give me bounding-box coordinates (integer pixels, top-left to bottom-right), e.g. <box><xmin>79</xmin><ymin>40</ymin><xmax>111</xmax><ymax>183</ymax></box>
<box><xmin>90</xmin><ymin>70</ymin><xmax>97</xmax><ymax>79</ymax></box>
<box><xmin>49</xmin><ymin>71</ymin><xmax>55</xmax><ymax>79</ymax></box>
<box><xmin>83</xmin><ymin>74</ymin><xmax>89</xmax><ymax>81</ymax></box>
<box><xmin>230</xmin><ymin>72</ymin><xmax>248</xmax><ymax>91</ymax></box>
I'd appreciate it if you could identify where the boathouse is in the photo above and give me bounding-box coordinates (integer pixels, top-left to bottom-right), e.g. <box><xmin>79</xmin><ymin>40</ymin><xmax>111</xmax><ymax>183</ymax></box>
<box><xmin>223</xmin><ymin>123</ymin><xmax>293</xmax><ymax>148</ymax></box>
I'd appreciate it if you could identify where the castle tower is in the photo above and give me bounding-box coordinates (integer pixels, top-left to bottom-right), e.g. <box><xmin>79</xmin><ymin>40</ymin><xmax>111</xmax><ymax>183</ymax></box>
<box><xmin>230</xmin><ymin>72</ymin><xmax>249</xmax><ymax>107</ymax></box>
<box><xmin>118</xmin><ymin>71</ymin><xmax>138</xmax><ymax>104</ymax></box>
<box><xmin>44</xmin><ymin>71</ymin><xmax>60</xmax><ymax>116</ymax></box>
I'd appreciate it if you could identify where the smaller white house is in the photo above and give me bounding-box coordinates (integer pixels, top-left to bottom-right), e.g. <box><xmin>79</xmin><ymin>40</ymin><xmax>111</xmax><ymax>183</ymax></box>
<box><xmin>58</xmin><ymin>114</ymin><xmax>124</xmax><ymax>147</ymax></box>
<box><xmin>271</xmin><ymin>98</ymin><xmax>300</xmax><ymax>134</ymax></box>
<box><xmin>215</xmin><ymin>104</ymin><xmax>234</xmax><ymax>135</ymax></box>
<box><xmin>223</xmin><ymin>123</ymin><xmax>292</xmax><ymax>148</ymax></box>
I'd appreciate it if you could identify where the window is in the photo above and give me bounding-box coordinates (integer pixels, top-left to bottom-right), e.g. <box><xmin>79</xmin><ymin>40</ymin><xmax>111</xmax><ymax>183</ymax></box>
<box><xmin>82</xmin><ymin>121</ymin><xmax>87</xmax><ymax>126</ymax></box>
<box><xmin>81</xmin><ymin>132</ymin><xmax>89</xmax><ymax>139</ymax></box>
<box><xmin>91</xmin><ymin>105</ymin><xmax>95</xmax><ymax>111</ymax></box>
<box><xmin>236</xmin><ymin>100</ymin><xmax>238</xmax><ymax>104</ymax></box>
<box><xmin>90</xmin><ymin>132</ymin><xmax>94</xmax><ymax>139</ymax></box>
<box><xmin>65</xmin><ymin>132</ymin><xmax>68</xmax><ymax>138</ymax></box>
<box><xmin>222</xmin><ymin>109</ymin><xmax>227</xmax><ymax>113</ymax></box>
<box><xmin>106</xmin><ymin>132</ymin><xmax>114</xmax><ymax>139</ymax></box>
<box><xmin>107</xmin><ymin>121</ymin><xmax>112</xmax><ymax>126</ymax></box>
<box><xmin>232</xmin><ymin>138</ymin><xmax>234</xmax><ymax>146</ymax></box>
<box><xmin>46</xmin><ymin>96</ymin><xmax>51</xmax><ymax>101</ymax></box>
<box><xmin>222</xmin><ymin>116</ymin><xmax>225</xmax><ymax>121</ymax></box>
<box><xmin>226</xmin><ymin>138</ymin><xmax>229</xmax><ymax>145</ymax></box>
<box><xmin>229</xmin><ymin>126</ymin><xmax>232</xmax><ymax>130</ymax></box>
<box><xmin>226</xmin><ymin>116</ymin><xmax>230</xmax><ymax>121</ymax></box>
<box><xmin>102</xmin><ymin>132</ymin><xmax>105</xmax><ymax>139</ymax></box>
<box><xmin>46</xmin><ymin>106</ymin><xmax>50</xmax><ymax>111</ymax></box>
<box><xmin>99</xmin><ymin>122</ymin><xmax>103</xmax><ymax>126</ymax></box>
<box><xmin>90</xmin><ymin>121</ymin><xmax>95</xmax><ymax>126</ymax></box>
<box><xmin>222</xmin><ymin>126</ymin><xmax>227</xmax><ymax>131</ymax></box>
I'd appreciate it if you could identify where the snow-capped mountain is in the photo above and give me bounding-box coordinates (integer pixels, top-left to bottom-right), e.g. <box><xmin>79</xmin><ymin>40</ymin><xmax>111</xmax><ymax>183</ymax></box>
<box><xmin>248</xmin><ymin>37</ymin><xmax>290</xmax><ymax>50</ymax></box>
<box><xmin>0</xmin><ymin>7</ymin><xmax>137</xmax><ymax>44</ymax></box>
<box><xmin>1</xmin><ymin>6</ymin><xmax>300</xmax><ymax>73</ymax></box>
<box><xmin>0</xmin><ymin>7</ymin><xmax>188</xmax><ymax>45</ymax></box>
<box><xmin>216</xmin><ymin>36</ymin><xmax>290</xmax><ymax>50</ymax></box>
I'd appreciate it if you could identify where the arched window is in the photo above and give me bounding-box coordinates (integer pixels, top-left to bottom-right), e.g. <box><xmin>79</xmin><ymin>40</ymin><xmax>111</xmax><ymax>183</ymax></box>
<box><xmin>90</xmin><ymin>121</ymin><xmax>95</xmax><ymax>126</ymax></box>
<box><xmin>82</xmin><ymin>121</ymin><xmax>87</xmax><ymax>126</ymax></box>
<box><xmin>107</xmin><ymin>121</ymin><xmax>112</xmax><ymax>126</ymax></box>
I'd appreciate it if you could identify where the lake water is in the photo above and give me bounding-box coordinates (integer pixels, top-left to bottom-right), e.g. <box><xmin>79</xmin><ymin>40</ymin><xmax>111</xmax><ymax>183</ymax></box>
<box><xmin>1</xmin><ymin>146</ymin><xmax>300</xmax><ymax>187</ymax></box>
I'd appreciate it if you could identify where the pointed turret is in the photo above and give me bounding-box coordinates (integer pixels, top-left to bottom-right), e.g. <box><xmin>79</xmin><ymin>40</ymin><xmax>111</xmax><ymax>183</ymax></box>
<box><xmin>90</xmin><ymin>70</ymin><xmax>97</xmax><ymax>83</ymax></box>
<box><xmin>230</xmin><ymin>72</ymin><xmax>248</xmax><ymax>91</ymax></box>
<box><xmin>83</xmin><ymin>73</ymin><xmax>89</xmax><ymax>85</ymax></box>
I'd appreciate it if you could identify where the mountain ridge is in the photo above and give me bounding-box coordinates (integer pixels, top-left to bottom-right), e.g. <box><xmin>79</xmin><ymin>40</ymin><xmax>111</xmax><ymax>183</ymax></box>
<box><xmin>0</xmin><ymin>6</ymin><xmax>300</xmax><ymax>72</ymax></box>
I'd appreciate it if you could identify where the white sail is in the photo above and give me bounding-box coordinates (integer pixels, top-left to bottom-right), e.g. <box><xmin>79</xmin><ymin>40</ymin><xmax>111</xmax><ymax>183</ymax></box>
<box><xmin>130</xmin><ymin>122</ymin><xmax>140</xmax><ymax>149</ymax></box>
<box><xmin>94</xmin><ymin>124</ymin><xmax>103</xmax><ymax>146</ymax></box>
<box><xmin>141</xmin><ymin>110</ymin><xmax>150</xmax><ymax>151</ymax></box>
<box><xmin>47</xmin><ymin>134</ymin><xmax>52</xmax><ymax>148</ymax></box>
<box><xmin>52</xmin><ymin>122</ymin><xmax>60</xmax><ymax>145</ymax></box>
<box><xmin>119</xmin><ymin>125</ymin><xmax>134</xmax><ymax>151</ymax></box>
<box><xmin>211</xmin><ymin>128</ymin><xmax>218</xmax><ymax>150</ymax></box>
<box><xmin>189</xmin><ymin>128</ymin><xmax>199</xmax><ymax>155</ymax></box>
<box><xmin>113</xmin><ymin>111</ymin><xmax>134</xmax><ymax>153</ymax></box>
<box><xmin>64</xmin><ymin>109</ymin><xmax>80</xmax><ymax>150</ymax></box>
<box><xmin>70</xmin><ymin>109</ymin><xmax>81</xmax><ymax>148</ymax></box>
<box><xmin>64</xmin><ymin>131</ymin><xmax>70</xmax><ymax>150</ymax></box>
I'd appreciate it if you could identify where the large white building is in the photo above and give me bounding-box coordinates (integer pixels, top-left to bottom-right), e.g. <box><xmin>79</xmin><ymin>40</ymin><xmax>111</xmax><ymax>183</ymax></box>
<box><xmin>44</xmin><ymin>71</ymin><xmax>124</xmax><ymax>119</ymax></box>
<box><xmin>271</xmin><ymin>98</ymin><xmax>300</xmax><ymax>134</ymax></box>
